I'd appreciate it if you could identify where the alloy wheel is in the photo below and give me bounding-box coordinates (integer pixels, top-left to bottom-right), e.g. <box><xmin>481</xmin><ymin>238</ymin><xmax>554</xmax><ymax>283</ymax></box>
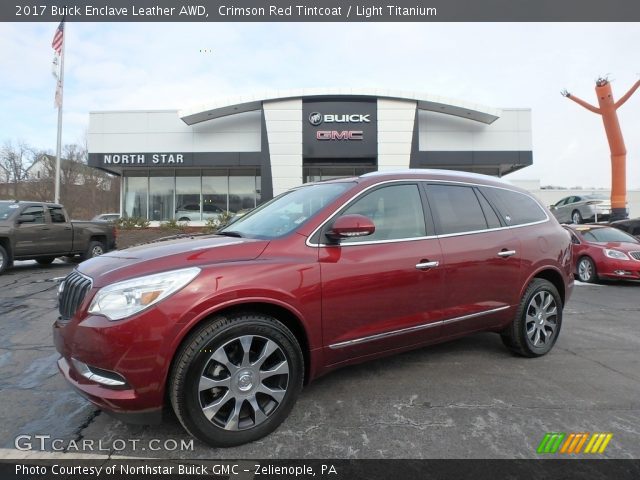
<box><xmin>578</xmin><ymin>258</ymin><xmax>593</xmax><ymax>282</ymax></box>
<box><xmin>525</xmin><ymin>291</ymin><xmax>558</xmax><ymax>347</ymax></box>
<box><xmin>198</xmin><ymin>335</ymin><xmax>289</xmax><ymax>431</ymax></box>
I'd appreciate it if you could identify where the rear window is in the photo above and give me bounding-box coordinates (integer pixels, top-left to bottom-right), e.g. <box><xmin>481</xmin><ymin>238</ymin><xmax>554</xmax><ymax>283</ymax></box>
<box><xmin>481</xmin><ymin>187</ymin><xmax>547</xmax><ymax>226</ymax></box>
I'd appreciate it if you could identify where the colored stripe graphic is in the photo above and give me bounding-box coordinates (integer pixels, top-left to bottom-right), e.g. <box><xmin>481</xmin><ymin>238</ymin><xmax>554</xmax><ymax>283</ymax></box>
<box><xmin>538</xmin><ymin>432</ymin><xmax>613</xmax><ymax>454</ymax></box>
<box><xmin>560</xmin><ymin>432</ymin><xmax>589</xmax><ymax>453</ymax></box>
<box><xmin>537</xmin><ymin>432</ymin><xmax>565</xmax><ymax>453</ymax></box>
<box><xmin>585</xmin><ymin>433</ymin><xmax>613</xmax><ymax>453</ymax></box>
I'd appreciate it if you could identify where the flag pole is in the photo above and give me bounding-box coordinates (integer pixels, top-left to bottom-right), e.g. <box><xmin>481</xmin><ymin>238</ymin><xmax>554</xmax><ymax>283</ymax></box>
<box><xmin>54</xmin><ymin>23</ymin><xmax>65</xmax><ymax>204</ymax></box>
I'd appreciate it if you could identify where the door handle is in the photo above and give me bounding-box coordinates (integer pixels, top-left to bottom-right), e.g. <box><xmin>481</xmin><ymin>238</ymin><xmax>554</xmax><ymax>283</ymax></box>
<box><xmin>416</xmin><ymin>260</ymin><xmax>439</xmax><ymax>270</ymax></box>
<box><xmin>64</xmin><ymin>227</ymin><xmax>72</xmax><ymax>230</ymax></box>
<box><xmin>497</xmin><ymin>249</ymin><xmax>516</xmax><ymax>258</ymax></box>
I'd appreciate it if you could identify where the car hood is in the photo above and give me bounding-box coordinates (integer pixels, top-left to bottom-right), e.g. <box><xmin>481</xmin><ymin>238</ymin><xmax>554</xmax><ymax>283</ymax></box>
<box><xmin>590</xmin><ymin>241</ymin><xmax>640</xmax><ymax>252</ymax></box>
<box><xmin>77</xmin><ymin>234</ymin><xmax>270</xmax><ymax>287</ymax></box>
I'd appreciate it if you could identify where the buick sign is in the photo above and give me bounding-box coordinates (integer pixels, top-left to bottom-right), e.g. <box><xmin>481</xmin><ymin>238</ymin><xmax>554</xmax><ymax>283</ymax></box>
<box><xmin>303</xmin><ymin>100</ymin><xmax>377</xmax><ymax>158</ymax></box>
<box><xmin>309</xmin><ymin>112</ymin><xmax>323</xmax><ymax>126</ymax></box>
<box><xmin>308</xmin><ymin>113</ymin><xmax>370</xmax><ymax>125</ymax></box>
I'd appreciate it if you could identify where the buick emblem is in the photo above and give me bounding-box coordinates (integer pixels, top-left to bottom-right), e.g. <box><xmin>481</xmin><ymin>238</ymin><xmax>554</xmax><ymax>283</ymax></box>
<box><xmin>308</xmin><ymin>112</ymin><xmax>323</xmax><ymax>126</ymax></box>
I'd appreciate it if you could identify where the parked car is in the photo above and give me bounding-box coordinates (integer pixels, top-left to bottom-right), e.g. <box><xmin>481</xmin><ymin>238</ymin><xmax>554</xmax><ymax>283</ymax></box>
<box><xmin>0</xmin><ymin>201</ymin><xmax>116</xmax><ymax>274</ymax></box>
<box><xmin>610</xmin><ymin>217</ymin><xmax>640</xmax><ymax>240</ymax></box>
<box><xmin>226</xmin><ymin>208</ymin><xmax>254</xmax><ymax>226</ymax></box>
<box><xmin>550</xmin><ymin>194</ymin><xmax>612</xmax><ymax>224</ymax></box>
<box><xmin>564</xmin><ymin>224</ymin><xmax>640</xmax><ymax>283</ymax></box>
<box><xmin>54</xmin><ymin>170</ymin><xmax>573</xmax><ymax>447</ymax></box>
<box><xmin>175</xmin><ymin>204</ymin><xmax>225</xmax><ymax>222</ymax></box>
<box><xmin>92</xmin><ymin>213</ymin><xmax>121</xmax><ymax>222</ymax></box>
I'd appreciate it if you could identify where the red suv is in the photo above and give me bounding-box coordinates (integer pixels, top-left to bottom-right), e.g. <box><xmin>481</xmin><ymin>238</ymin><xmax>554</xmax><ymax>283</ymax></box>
<box><xmin>54</xmin><ymin>170</ymin><xmax>573</xmax><ymax>447</ymax></box>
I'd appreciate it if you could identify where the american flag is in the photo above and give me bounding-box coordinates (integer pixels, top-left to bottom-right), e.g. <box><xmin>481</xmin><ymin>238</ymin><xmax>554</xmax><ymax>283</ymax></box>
<box><xmin>51</xmin><ymin>20</ymin><xmax>64</xmax><ymax>54</ymax></box>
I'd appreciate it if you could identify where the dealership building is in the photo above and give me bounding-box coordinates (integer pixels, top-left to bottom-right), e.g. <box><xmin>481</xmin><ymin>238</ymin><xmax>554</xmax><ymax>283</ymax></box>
<box><xmin>87</xmin><ymin>88</ymin><xmax>533</xmax><ymax>222</ymax></box>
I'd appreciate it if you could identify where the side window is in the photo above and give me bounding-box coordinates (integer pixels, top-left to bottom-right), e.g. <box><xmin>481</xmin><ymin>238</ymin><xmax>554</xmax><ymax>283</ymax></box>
<box><xmin>48</xmin><ymin>206</ymin><xmax>66</xmax><ymax>223</ymax></box>
<box><xmin>428</xmin><ymin>184</ymin><xmax>488</xmax><ymax>235</ymax></box>
<box><xmin>476</xmin><ymin>189</ymin><xmax>502</xmax><ymax>229</ymax></box>
<box><xmin>482</xmin><ymin>188</ymin><xmax>547</xmax><ymax>226</ymax></box>
<box><xmin>21</xmin><ymin>206</ymin><xmax>45</xmax><ymax>224</ymax></box>
<box><xmin>339</xmin><ymin>184</ymin><xmax>426</xmax><ymax>243</ymax></box>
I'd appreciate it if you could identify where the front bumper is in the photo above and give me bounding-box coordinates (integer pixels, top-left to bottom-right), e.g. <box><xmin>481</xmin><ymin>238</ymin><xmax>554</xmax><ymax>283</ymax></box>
<box><xmin>596</xmin><ymin>258</ymin><xmax>640</xmax><ymax>280</ymax></box>
<box><xmin>52</xmin><ymin>295</ymin><xmax>195</xmax><ymax>420</ymax></box>
<box><xmin>56</xmin><ymin>356</ymin><xmax>163</xmax><ymax>424</ymax></box>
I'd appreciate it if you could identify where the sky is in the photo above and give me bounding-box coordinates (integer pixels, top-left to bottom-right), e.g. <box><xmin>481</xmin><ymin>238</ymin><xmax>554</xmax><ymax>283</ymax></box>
<box><xmin>0</xmin><ymin>22</ymin><xmax>639</xmax><ymax>188</ymax></box>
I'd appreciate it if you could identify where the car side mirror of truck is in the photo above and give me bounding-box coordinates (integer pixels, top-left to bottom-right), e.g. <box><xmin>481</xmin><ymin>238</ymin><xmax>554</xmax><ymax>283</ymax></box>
<box><xmin>17</xmin><ymin>214</ymin><xmax>36</xmax><ymax>224</ymax></box>
<box><xmin>326</xmin><ymin>214</ymin><xmax>375</xmax><ymax>241</ymax></box>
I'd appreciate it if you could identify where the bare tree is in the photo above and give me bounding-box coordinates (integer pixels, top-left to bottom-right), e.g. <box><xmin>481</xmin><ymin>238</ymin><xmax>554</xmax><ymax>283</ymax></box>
<box><xmin>0</xmin><ymin>140</ymin><xmax>35</xmax><ymax>198</ymax></box>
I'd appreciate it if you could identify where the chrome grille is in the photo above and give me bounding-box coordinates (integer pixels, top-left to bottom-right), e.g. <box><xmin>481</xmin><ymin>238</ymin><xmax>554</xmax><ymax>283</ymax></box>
<box><xmin>58</xmin><ymin>271</ymin><xmax>92</xmax><ymax>321</ymax></box>
<box><xmin>630</xmin><ymin>251</ymin><xmax>640</xmax><ymax>261</ymax></box>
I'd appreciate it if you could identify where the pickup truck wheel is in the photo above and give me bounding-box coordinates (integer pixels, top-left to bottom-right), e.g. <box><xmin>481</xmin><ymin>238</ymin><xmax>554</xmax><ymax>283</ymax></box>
<box><xmin>169</xmin><ymin>313</ymin><xmax>304</xmax><ymax>447</ymax></box>
<box><xmin>36</xmin><ymin>257</ymin><xmax>55</xmax><ymax>265</ymax></box>
<box><xmin>0</xmin><ymin>245</ymin><xmax>10</xmax><ymax>274</ymax></box>
<box><xmin>82</xmin><ymin>241</ymin><xmax>106</xmax><ymax>260</ymax></box>
<box><xmin>500</xmin><ymin>278</ymin><xmax>563</xmax><ymax>358</ymax></box>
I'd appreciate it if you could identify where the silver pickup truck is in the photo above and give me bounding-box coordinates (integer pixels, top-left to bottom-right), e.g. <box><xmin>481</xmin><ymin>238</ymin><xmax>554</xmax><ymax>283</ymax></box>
<box><xmin>0</xmin><ymin>201</ymin><xmax>116</xmax><ymax>274</ymax></box>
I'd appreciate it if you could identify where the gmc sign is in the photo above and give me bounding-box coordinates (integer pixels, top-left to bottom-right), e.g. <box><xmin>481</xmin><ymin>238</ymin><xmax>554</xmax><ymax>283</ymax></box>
<box><xmin>316</xmin><ymin>131</ymin><xmax>364</xmax><ymax>140</ymax></box>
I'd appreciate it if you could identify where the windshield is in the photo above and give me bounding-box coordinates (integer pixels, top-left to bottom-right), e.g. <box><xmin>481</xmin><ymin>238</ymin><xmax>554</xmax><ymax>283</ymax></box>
<box><xmin>219</xmin><ymin>182</ymin><xmax>354</xmax><ymax>239</ymax></box>
<box><xmin>0</xmin><ymin>202</ymin><xmax>20</xmax><ymax>221</ymax></box>
<box><xmin>581</xmin><ymin>227</ymin><xmax>639</xmax><ymax>244</ymax></box>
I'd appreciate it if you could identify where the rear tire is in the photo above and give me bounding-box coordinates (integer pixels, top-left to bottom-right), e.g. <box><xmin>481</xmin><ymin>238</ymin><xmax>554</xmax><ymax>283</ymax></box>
<box><xmin>169</xmin><ymin>313</ymin><xmax>304</xmax><ymax>447</ymax></box>
<box><xmin>36</xmin><ymin>257</ymin><xmax>55</xmax><ymax>265</ymax></box>
<box><xmin>81</xmin><ymin>240</ymin><xmax>106</xmax><ymax>261</ymax></box>
<box><xmin>0</xmin><ymin>245</ymin><xmax>10</xmax><ymax>274</ymax></box>
<box><xmin>501</xmin><ymin>278</ymin><xmax>562</xmax><ymax>358</ymax></box>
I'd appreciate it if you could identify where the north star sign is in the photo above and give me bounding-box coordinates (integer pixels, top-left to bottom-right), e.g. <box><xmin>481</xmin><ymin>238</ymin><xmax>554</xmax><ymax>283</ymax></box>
<box><xmin>102</xmin><ymin>153</ymin><xmax>184</xmax><ymax>164</ymax></box>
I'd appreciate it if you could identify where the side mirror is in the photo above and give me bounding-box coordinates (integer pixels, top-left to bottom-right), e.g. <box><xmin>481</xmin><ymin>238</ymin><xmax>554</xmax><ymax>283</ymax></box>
<box><xmin>327</xmin><ymin>214</ymin><xmax>375</xmax><ymax>240</ymax></box>
<box><xmin>549</xmin><ymin>205</ymin><xmax>557</xmax><ymax>211</ymax></box>
<box><xmin>17</xmin><ymin>214</ymin><xmax>36</xmax><ymax>224</ymax></box>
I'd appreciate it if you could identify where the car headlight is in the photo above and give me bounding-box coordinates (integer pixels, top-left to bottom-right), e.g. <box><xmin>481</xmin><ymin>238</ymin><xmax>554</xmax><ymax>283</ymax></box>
<box><xmin>604</xmin><ymin>249</ymin><xmax>629</xmax><ymax>261</ymax></box>
<box><xmin>88</xmin><ymin>267</ymin><xmax>200</xmax><ymax>321</ymax></box>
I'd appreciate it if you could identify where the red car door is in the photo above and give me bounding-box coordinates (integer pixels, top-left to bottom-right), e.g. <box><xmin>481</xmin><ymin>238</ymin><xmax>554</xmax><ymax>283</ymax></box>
<box><xmin>425</xmin><ymin>184</ymin><xmax>522</xmax><ymax>337</ymax></box>
<box><xmin>317</xmin><ymin>182</ymin><xmax>445</xmax><ymax>366</ymax></box>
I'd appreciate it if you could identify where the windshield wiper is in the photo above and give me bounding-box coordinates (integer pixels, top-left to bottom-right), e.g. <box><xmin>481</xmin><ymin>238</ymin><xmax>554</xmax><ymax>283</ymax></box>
<box><xmin>216</xmin><ymin>231</ymin><xmax>243</xmax><ymax>238</ymax></box>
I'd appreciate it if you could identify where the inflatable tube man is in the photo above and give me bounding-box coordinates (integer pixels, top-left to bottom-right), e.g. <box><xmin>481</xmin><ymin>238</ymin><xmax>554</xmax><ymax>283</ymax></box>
<box><xmin>562</xmin><ymin>77</ymin><xmax>640</xmax><ymax>221</ymax></box>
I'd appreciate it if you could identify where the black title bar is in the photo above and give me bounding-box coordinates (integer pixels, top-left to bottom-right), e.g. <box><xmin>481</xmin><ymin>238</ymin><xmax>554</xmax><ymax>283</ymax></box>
<box><xmin>3</xmin><ymin>0</ymin><xmax>640</xmax><ymax>22</ymax></box>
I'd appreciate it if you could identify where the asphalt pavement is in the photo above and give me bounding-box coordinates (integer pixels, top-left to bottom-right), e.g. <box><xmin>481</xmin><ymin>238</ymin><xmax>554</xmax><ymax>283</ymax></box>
<box><xmin>1</xmin><ymin>260</ymin><xmax>639</xmax><ymax>459</ymax></box>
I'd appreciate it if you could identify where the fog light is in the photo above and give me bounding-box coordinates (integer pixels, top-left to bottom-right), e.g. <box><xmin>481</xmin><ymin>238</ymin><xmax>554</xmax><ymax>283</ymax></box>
<box><xmin>71</xmin><ymin>358</ymin><xmax>127</xmax><ymax>387</ymax></box>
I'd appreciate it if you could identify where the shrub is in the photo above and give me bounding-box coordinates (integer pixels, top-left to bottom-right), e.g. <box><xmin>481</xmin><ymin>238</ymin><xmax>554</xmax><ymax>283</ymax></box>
<box><xmin>160</xmin><ymin>218</ymin><xmax>190</xmax><ymax>231</ymax></box>
<box><xmin>116</xmin><ymin>216</ymin><xmax>150</xmax><ymax>229</ymax></box>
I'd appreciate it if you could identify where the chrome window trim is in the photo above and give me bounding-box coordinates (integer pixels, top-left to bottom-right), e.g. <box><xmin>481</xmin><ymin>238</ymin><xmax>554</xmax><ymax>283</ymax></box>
<box><xmin>328</xmin><ymin>305</ymin><xmax>510</xmax><ymax>349</ymax></box>
<box><xmin>305</xmin><ymin>178</ymin><xmax>549</xmax><ymax>248</ymax></box>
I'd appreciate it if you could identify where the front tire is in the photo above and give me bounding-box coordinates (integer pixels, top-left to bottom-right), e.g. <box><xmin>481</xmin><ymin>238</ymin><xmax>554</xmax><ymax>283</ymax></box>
<box><xmin>576</xmin><ymin>256</ymin><xmax>597</xmax><ymax>283</ymax></box>
<box><xmin>169</xmin><ymin>313</ymin><xmax>304</xmax><ymax>447</ymax></box>
<box><xmin>501</xmin><ymin>278</ymin><xmax>562</xmax><ymax>357</ymax></box>
<box><xmin>571</xmin><ymin>210</ymin><xmax>583</xmax><ymax>224</ymax></box>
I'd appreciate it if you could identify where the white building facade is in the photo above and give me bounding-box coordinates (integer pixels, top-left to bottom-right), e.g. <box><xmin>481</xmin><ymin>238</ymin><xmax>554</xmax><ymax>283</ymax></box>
<box><xmin>87</xmin><ymin>88</ymin><xmax>533</xmax><ymax>222</ymax></box>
